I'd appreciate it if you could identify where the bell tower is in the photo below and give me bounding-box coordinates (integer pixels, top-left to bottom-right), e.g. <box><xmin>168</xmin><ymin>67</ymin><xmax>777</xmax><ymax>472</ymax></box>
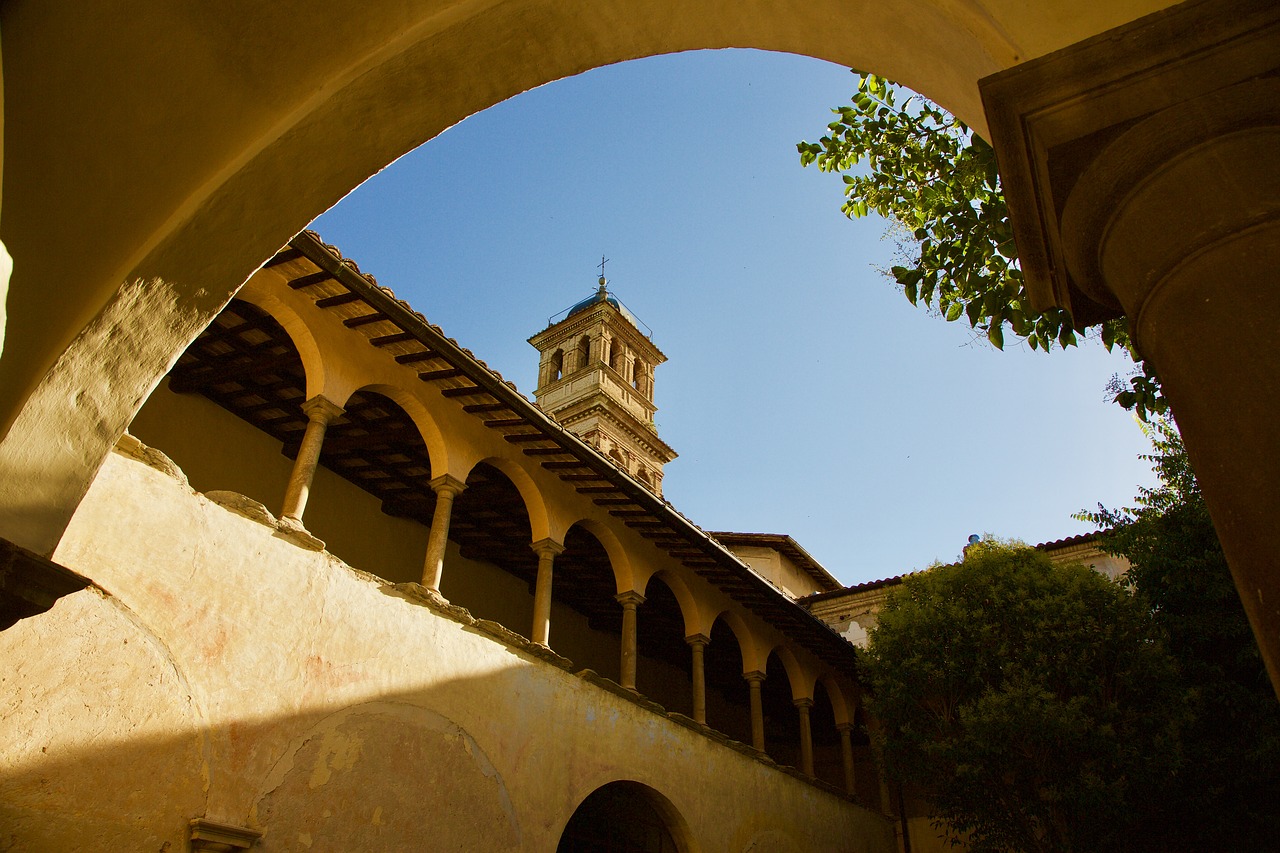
<box><xmin>529</xmin><ymin>275</ymin><xmax>676</xmax><ymax>494</ymax></box>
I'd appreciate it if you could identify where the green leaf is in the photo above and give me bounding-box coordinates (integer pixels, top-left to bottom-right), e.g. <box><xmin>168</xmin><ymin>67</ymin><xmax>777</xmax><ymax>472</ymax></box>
<box><xmin>987</xmin><ymin>323</ymin><xmax>1004</xmax><ymax>350</ymax></box>
<box><xmin>945</xmin><ymin>302</ymin><xmax>964</xmax><ymax>322</ymax></box>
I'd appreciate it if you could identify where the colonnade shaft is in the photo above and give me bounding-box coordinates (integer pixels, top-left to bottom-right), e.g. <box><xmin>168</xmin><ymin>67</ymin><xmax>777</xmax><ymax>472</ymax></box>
<box><xmin>616</xmin><ymin>591</ymin><xmax>644</xmax><ymax>690</ymax></box>
<box><xmin>686</xmin><ymin>633</ymin><xmax>708</xmax><ymax>725</ymax></box>
<box><xmin>794</xmin><ymin>697</ymin><xmax>814</xmax><ymax>776</ymax></box>
<box><xmin>421</xmin><ymin>475</ymin><xmax>466</xmax><ymax>591</ymax></box>
<box><xmin>531</xmin><ymin>539</ymin><xmax>563</xmax><ymax>647</ymax></box>
<box><xmin>279</xmin><ymin>395</ymin><xmax>344</xmax><ymax>522</ymax></box>
<box><xmin>745</xmin><ymin>671</ymin><xmax>766</xmax><ymax>752</ymax></box>
<box><xmin>837</xmin><ymin>722</ymin><xmax>857</xmax><ymax>797</ymax></box>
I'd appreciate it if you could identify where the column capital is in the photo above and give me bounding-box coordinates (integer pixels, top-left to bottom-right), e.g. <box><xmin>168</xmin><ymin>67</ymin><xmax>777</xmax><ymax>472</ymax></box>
<box><xmin>614</xmin><ymin>590</ymin><xmax>645</xmax><ymax>608</ymax></box>
<box><xmin>836</xmin><ymin>721</ymin><xmax>856</xmax><ymax>734</ymax></box>
<box><xmin>684</xmin><ymin>632</ymin><xmax>710</xmax><ymax>648</ymax></box>
<box><xmin>742</xmin><ymin>670</ymin><xmax>766</xmax><ymax>685</ymax></box>
<box><xmin>793</xmin><ymin>696</ymin><xmax>814</xmax><ymax>710</ymax></box>
<box><xmin>429</xmin><ymin>474</ymin><xmax>467</xmax><ymax>498</ymax></box>
<box><xmin>300</xmin><ymin>394</ymin><xmax>345</xmax><ymax>424</ymax></box>
<box><xmin>530</xmin><ymin>537</ymin><xmax>564</xmax><ymax>559</ymax></box>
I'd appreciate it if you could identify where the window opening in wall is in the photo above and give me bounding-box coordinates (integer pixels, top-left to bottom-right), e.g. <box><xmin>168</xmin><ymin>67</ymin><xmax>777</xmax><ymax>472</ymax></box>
<box><xmin>577</xmin><ymin>335</ymin><xmax>591</xmax><ymax>371</ymax></box>
<box><xmin>551</xmin><ymin>349</ymin><xmax>564</xmax><ymax>381</ymax></box>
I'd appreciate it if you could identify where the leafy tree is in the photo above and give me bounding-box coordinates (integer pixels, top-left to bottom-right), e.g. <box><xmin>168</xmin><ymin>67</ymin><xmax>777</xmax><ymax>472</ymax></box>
<box><xmin>864</xmin><ymin>540</ymin><xmax>1183</xmax><ymax>852</ymax></box>
<box><xmin>798</xmin><ymin>73</ymin><xmax>1166</xmax><ymax>420</ymax></box>
<box><xmin>1078</xmin><ymin>421</ymin><xmax>1280</xmax><ymax>848</ymax></box>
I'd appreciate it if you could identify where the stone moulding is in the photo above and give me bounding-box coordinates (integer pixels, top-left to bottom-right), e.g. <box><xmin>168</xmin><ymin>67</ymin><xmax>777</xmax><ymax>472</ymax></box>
<box><xmin>189</xmin><ymin>817</ymin><xmax>262</xmax><ymax>851</ymax></box>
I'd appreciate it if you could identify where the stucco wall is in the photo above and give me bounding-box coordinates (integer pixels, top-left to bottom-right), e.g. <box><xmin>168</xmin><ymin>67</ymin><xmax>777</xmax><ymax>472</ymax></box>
<box><xmin>1</xmin><ymin>450</ymin><xmax>894</xmax><ymax>851</ymax></box>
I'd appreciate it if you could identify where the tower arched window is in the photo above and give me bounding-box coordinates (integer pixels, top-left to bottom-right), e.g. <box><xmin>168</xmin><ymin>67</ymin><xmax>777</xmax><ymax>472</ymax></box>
<box><xmin>609</xmin><ymin>341</ymin><xmax>623</xmax><ymax>373</ymax></box>
<box><xmin>550</xmin><ymin>349</ymin><xmax>564</xmax><ymax>382</ymax></box>
<box><xmin>577</xmin><ymin>335</ymin><xmax>591</xmax><ymax>371</ymax></box>
<box><xmin>632</xmin><ymin>359</ymin><xmax>647</xmax><ymax>392</ymax></box>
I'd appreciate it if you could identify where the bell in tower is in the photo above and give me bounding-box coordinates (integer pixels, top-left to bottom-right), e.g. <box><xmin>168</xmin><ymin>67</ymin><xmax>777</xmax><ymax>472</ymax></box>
<box><xmin>528</xmin><ymin>271</ymin><xmax>676</xmax><ymax>494</ymax></box>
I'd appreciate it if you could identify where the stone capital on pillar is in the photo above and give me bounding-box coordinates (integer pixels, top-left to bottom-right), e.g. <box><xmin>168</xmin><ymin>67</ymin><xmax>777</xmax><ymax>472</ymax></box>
<box><xmin>982</xmin><ymin>0</ymin><xmax>1280</xmax><ymax>695</ymax></box>
<box><xmin>684</xmin><ymin>633</ymin><xmax>709</xmax><ymax>648</ymax></box>
<box><xmin>614</xmin><ymin>590</ymin><xmax>645</xmax><ymax>609</ymax></box>
<box><xmin>743</xmin><ymin>670</ymin><xmax>765</xmax><ymax>685</ymax></box>
<box><xmin>300</xmin><ymin>394</ymin><xmax>345</xmax><ymax>424</ymax></box>
<box><xmin>429</xmin><ymin>474</ymin><xmax>467</xmax><ymax>498</ymax></box>
<box><xmin>835</xmin><ymin>722</ymin><xmax>855</xmax><ymax>734</ymax></box>
<box><xmin>530</xmin><ymin>538</ymin><xmax>564</xmax><ymax>560</ymax></box>
<box><xmin>792</xmin><ymin>696</ymin><xmax>814</xmax><ymax>710</ymax></box>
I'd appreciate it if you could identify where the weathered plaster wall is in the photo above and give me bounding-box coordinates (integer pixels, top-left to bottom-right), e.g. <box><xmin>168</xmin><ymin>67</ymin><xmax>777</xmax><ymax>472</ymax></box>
<box><xmin>1</xmin><ymin>450</ymin><xmax>894</xmax><ymax>851</ymax></box>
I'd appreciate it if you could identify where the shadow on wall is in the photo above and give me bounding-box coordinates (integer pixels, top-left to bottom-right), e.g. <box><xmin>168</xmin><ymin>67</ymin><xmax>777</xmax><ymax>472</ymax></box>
<box><xmin>0</xmin><ymin>586</ymin><xmax>879</xmax><ymax>853</ymax></box>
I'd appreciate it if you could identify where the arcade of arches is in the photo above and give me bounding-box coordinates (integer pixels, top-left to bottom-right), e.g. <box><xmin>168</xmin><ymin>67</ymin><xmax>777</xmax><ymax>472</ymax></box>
<box><xmin>1</xmin><ymin>1</ymin><xmax>1278</xmax><ymax>850</ymax></box>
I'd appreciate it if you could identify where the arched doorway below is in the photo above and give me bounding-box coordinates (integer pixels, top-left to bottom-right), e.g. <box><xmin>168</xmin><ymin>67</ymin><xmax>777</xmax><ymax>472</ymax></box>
<box><xmin>558</xmin><ymin>781</ymin><xmax>687</xmax><ymax>853</ymax></box>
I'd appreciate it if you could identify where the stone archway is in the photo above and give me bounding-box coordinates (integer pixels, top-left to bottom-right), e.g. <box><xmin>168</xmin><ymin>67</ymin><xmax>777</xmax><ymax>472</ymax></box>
<box><xmin>0</xmin><ymin>0</ymin><xmax>1180</xmax><ymax>557</ymax></box>
<box><xmin>558</xmin><ymin>780</ymin><xmax>692</xmax><ymax>853</ymax></box>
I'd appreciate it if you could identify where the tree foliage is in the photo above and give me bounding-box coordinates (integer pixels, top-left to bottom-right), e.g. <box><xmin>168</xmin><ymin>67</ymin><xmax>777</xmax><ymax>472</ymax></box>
<box><xmin>798</xmin><ymin>72</ymin><xmax>1166</xmax><ymax>420</ymax></box>
<box><xmin>1078</xmin><ymin>421</ymin><xmax>1280</xmax><ymax>848</ymax></box>
<box><xmin>864</xmin><ymin>541</ymin><xmax>1183</xmax><ymax>853</ymax></box>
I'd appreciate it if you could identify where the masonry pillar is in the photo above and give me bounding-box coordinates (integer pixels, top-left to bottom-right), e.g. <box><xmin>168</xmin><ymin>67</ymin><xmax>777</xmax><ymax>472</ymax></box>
<box><xmin>616</xmin><ymin>591</ymin><xmax>645</xmax><ymax>689</ymax></box>
<box><xmin>530</xmin><ymin>538</ymin><xmax>564</xmax><ymax>647</ymax></box>
<box><xmin>744</xmin><ymin>670</ymin><xmax>766</xmax><ymax>752</ymax></box>
<box><xmin>418</xmin><ymin>475</ymin><xmax>466</xmax><ymax>591</ymax></box>
<box><xmin>279</xmin><ymin>395</ymin><xmax>344</xmax><ymax>523</ymax></box>
<box><xmin>686</xmin><ymin>633</ymin><xmax>709</xmax><ymax>724</ymax></box>
<box><xmin>795</xmin><ymin>697</ymin><xmax>814</xmax><ymax>776</ymax></box>
<box><xmin>981</xmin><ymin>0</ymin><xmax>1280</xmax><ymax>696</ymax></box>
<box><xmin>837</xmin><ymin>722</ymin><xmax>857</xmax><ymax>796</ymax></box>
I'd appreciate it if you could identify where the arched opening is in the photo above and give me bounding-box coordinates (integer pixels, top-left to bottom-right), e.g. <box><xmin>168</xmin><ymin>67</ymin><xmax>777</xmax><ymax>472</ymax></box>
<box><xmin>810</xmin><ymin>680</ymin><xmax>842</xmax><ymax>788</ymax></box>
<box><xmin>129</xmin><ymin>298</ymin><xmax>309</xmax><ymax>506</ymax></box>
<box><xmin>761</xmin><ymin>649</ymin><xmax>801</xmax><ymax>769</ymax></box>
<box><xmin>609</xmin><ymin>341</ymin><xmax>623</xmax><ymax>373</ymax></box>
<box><xmin>306</xmin><ymin>388</ymin><xmax>432</xmax><ymax>577</ymax></box>
<box><xmin>546</xmin><ymin>523</ymin><xmax>625</xmax><ymax>677</ymax></box>
<box><xmin>129</xmin><ymin>300</ymin><xmax>434</xmax><ymax>580</ymax></box>
<box><xmin>551</xmin><ymin>349</ymin><xmax>565</xmax><ymax>382</ymax></box>
<box><xmin>704</xmin><ymin>616</ymin><xmax>753</xmax><ymax>746</ymax></box>
<box><xmin>577</xmin><ymin>335</ymin><xmax>592</xmax><ymax>372</ymax></box>
<box><xmin>558</xmin><ymin>781</ymin><xmax>688</xmax><ymax>853</ymax></box>
<box><xmin>439</xmin><ymin>462</ymin><xmax>538</xmax><ymax>634</ymax></box>
<box><xmin>632</xmin><ymin>358</ymin><xmax>646</xmax><ymax>392</ymax></box>
<box><xmin>634</xmin><ymin>574</ymin><xmax>693</xmax><ymax>714</ymax></box>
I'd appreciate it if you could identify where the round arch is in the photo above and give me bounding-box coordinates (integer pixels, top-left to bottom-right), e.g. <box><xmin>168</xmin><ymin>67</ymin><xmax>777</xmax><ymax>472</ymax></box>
<box><xmin>557</xmin><ymin>780</ymin><xmax>699</xmax><ymax>853</ymax></box>
<box><xmin>0</xmin><ymin>1</ymin><xmax>1175</xmax><ymax>556</ymax></box>
<box><xmin>230</xmin><ymin>286</ymin><xmax>328</xmax><ymax>401</ymax></box>
<box><xmin>639</xmin><ymin>569</ymin><xmax>702</xmax><ymax>638</ymax></box>
<box><xmin>816</xmin><ymin>671</ymin><xmax>852</xmax><ymax>727</ymax></box>
<box><xmin>709</xmin><ymin>609</ymin><xmax>766</xmax><ymax>674</ymax></box>
<box><xmin>767</xmin><ymin>644</ymin><xmax>813</xmax><ymax>703</ymax></box>
<box><xmin>343</xmin><ymin>381</ymin><xmax>450</xmax><ymax>480</ymax></box>
<box><xmin>566</xmin><ymin>516</ymin><xmax>634</xmax><ymax>593</ymax></box>
<box><xmin>460</xmin><ymin>455</ymin><xmax>552</xmax><ymax>543</ymax></box>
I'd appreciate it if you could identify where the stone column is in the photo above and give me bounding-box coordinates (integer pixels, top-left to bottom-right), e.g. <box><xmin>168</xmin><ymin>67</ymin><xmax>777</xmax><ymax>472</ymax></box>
<box><xmin>686</xmin><ymin>633</ymin><xmax>709</xmax><ymax>724</ymax></box>
<box><xmin>837</xmin><ymin>722</ymin><xmax>857</xmax><ymax>796</ymax></box>
<box><xmin>794</xmin><ymin>697</ymin><xmax>814</xmax><ymax>776</ymax></box>
<box><xmin>980</xmin><ymin>1</ymin><xmax>1280</xmax><ymax>697</ymax></box>
<box><xmin>615</xmin><ymin>590</ymin><xmax>645</xmax><ymax>690</ymax></box>
<box><xmin>1057</xmin><ymin>83</ymin><xmax>1280</xmax><ymax>694</ymax></box>
<box><xmin>420</xmin><ymin>475</ymin><xmax>466</xmax><ymax>591</ymax></box>
<box><xmin>279</xmin><ymin>395</ymin><xmax>344</xmax><ymax>523</ymax></box>
<box><xmin>744</xmin><ymin>670</ymin><xmax>766</xmax><ymax>752</ymax></box>
<box><xmin>530</xmin><ymin>538</ymin><xmax>564</xmax><ymax>647</ymax></box>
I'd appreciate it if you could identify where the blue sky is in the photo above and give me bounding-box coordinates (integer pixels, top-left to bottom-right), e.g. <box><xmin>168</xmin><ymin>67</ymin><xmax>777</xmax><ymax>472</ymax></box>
<box><xmin>310</xmin><ymin>49</ymin><xmax>1155</xmax><ymax>587</ymax></box>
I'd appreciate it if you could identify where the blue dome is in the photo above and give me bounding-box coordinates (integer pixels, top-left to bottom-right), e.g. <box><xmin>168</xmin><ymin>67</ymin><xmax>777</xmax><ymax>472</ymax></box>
<box><xmin>566</xmin><ymin>290</ymin><xmax>623</xmax><ymax>318</ymax></box>
<box><xmin>565</xmin><ymin>279</ymin><xmax>638</xmax><ymax>326</ymax></box>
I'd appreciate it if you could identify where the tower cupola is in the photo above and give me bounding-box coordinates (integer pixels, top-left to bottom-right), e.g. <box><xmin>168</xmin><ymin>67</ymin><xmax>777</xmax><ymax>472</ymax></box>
<box><xmin>528</xmin><ymin>271</ymin><xmax>675</xmax><ymax>494</ymax></box>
